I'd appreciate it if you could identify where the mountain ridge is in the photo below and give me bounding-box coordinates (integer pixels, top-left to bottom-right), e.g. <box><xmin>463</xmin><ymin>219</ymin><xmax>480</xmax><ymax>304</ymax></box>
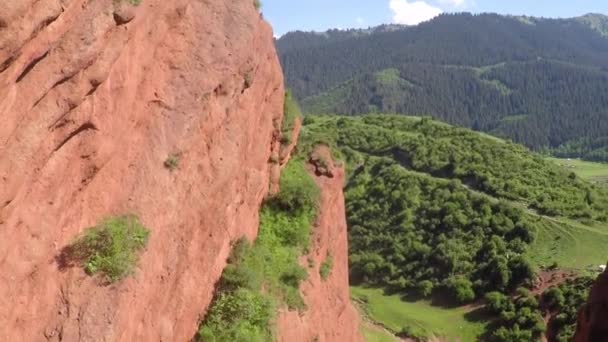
<box><xmin>277</xmin><ymin>12</ymin><xmax>608</xmax><ymax>155</ymax></box>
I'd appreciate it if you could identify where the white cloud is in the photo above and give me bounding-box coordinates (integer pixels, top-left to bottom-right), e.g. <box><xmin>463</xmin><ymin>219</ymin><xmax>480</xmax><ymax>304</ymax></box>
<box><xmin>389</xmin><ymin>0</ymin><xmax>443</xmax><ymax>26</ymax></box>
<box><xmin>356</xmin><ymin>17</ymin><xmax>365</xmax><ymax>25</ymax></box>
<box><xmin>439</xmin><ymin>0</ymin><xmax>466</xmax><ymax>7</ymax></box>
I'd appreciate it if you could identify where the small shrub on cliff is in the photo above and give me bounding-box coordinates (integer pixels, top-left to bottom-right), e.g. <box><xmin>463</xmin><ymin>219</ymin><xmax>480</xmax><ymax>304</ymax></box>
<box><xmin>280</xmin><ymin>90</ymin><xmax>302</xmax><ymax>149</ymax></box>
<box><xmin>198</xmin><ymin>159</ymin><xmax>320</xmax><ymax>340</ymax></box>
<box><xmin>65</xmin><ymin>215</ymin><xmax>149</xmax><ymax>282</ymax></box>
<box><xmin>254</xmin><ymin>0</ymin><xmax>262</xmax><ymax>10</ymax></box>
<box><xmin>164</xmin><ymin>153</ymin><xmax>180</xmax><ymax>171</ymax></box>
<box><xmin>270</xmin><ymin>159</ymin><xmax>320</xmax><ymax>216</ymax></box>
<box><xmin>114</xmin><ymin>0</ymin><xmax>142</xmax><ymax>6</ymax></box>
<box><xmin>198</xmin><ymin>289</ymin><xmax>274</xmax><ymax>342</ymax></box>
<box><xmin>320</xmin><ymin>255</ymin><xmax>334</xmax><ymax>280</ymax></box>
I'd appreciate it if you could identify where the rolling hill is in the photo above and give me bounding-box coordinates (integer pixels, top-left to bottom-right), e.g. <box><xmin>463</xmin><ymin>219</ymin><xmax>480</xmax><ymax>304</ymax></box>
<box><xmin>278</xmin><ymin>13</ymin><xmax>608</xmax><ymax>159</ymax></box>
<box><xmin>299</xmin><ymin>114</ymin><xmax>608</xmax><ymax>341</ymax></box>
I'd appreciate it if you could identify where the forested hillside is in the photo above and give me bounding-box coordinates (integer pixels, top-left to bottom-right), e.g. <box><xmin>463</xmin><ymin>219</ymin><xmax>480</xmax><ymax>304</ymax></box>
<box><xmin>299</xmin><ymin>115</ymin><xmax>608</xmax><ymax>341</ymax></box>
<box><xmin>278</xmin><ymin>13</ymin><xmax>608</xmax><ymax>158</ymax></box>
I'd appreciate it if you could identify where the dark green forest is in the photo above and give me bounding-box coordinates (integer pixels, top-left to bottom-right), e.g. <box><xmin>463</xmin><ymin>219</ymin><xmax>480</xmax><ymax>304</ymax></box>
<box><xmin>278</xmin><ymin>13</ymin><xmax>608</xmax><ymax>158</ymax></box>
<box><xmin>299</xmin><ymin>115</ymin><xmax>606</xmax><ymax>341</ymax></box>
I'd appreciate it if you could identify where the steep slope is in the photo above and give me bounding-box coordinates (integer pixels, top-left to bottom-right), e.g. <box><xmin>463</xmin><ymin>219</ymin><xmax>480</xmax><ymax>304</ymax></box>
<box><xmin>300</xmin><ymin>115</ymin><xmax>608</xmax><ymax>341</ymax></box>
<box><xmin>277</xmin><ymin>13</ymin><xmax>608</xmax><ymax>154</ymax></box>
<box><xmin>277</xmin><ymin>147</ymin><xmax>362</xmax><ymax>342</ymax></box>
<box><xmin>574</xmin><ymin>267</ymin><xmax>608</xmax><ymax>341</ymax></box>
<box><xmin>0</xmin><ymin>0</ymin><xmax>285</xmax><ymax>340</ymax></box>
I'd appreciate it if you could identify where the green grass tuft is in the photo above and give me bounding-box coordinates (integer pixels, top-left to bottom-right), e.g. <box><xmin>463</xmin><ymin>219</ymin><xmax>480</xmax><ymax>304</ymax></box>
<box><xmin>280</xmin><ymin>90</ymin><xmax>302</xmax><ymax>149</ymax></box>
<box><xmin>65</xmin><ymin>215</ymin><xmax>149</xmax><ymax>282</ymax></box>
<box><xmin>114</xmin><ymin>0</ymin><xmax>142</xmax><ymax>6</ymax></box>
<box><xmin>361</xmin><ymin>324</ymin><xmax>398</xmax><ymax>342</ymax></box>
<box><xmin>198</xmin><ymin>160</ymin><xmax>319</xmax><ymax>340</ymax></box>
<box><xmin>164</xmin><ymin>153</ymin><xmax>180</xmax><ymax>171</ymax></box>
<box><xmin>319</xmin><ymin>255</ymin><xmax>333</xmax><ymax>280</ymax></box>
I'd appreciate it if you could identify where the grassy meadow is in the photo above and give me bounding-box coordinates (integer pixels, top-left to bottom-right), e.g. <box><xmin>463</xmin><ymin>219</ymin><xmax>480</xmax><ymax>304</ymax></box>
<box><xmin>352</xmin><ymin>287</ymin><xmax>486</xmax><ymax>342</ymax></box>
<box><xmin>547</xmin><ymin>157</ymin><xmax>608</xmax><ymax>185</ymax></box>
<box><xmin>361</xmin><ymin>323</ymin><xmax>398</xmax><ymax>342</ymax></box>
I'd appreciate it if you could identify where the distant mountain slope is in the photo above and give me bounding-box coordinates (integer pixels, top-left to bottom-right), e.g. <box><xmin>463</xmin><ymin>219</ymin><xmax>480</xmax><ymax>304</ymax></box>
<box><xmin>300</xmin><ymin>114</ymin><xmax>608</xmax><ymax>341</ymax></box>
<box><xmin>277</xmin><ymin>13</ymin><xmax>608</xmax><ymax>154</ymax></box>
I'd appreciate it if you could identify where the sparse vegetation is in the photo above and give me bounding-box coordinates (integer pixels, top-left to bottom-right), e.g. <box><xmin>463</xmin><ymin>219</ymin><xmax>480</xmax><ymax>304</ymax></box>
<box><xmin>320</xmin><ymin>255</ymin><xmax>333</xmax><ymax>280</ymax></box>
<box><xmin>280</xmin><ymin>90</ymin><xmax>302</xmax><ymax>149</ymax></box>
<box><xmin>361</xmin><ymin>324</ymin><xmax>397</xmax><ymax>342</ymax></box>
<box><xmin>254</xmin><ymin>0</ymin><xmax>262</xmax><ymax>10</ymax></box>
<box><xmin>198</xmin><ymin>160</ymin><xmax>319</xmax><ymax>340</ymax></box>
<box><xmin>64</xmin><ymin>215</ymin><xmax>149</xmax><ymax>282</ymax></box>
<box><xmin>164</xmin><ymin>153</ymin><xmax>180</xmax><ymax>171</ymax></box>
<box><xmin>114</xmin><ymin>0</ymin><xmax>142</xmax><ymax>6</ymax></box>
<box><xmin>299</xmin><ymin>115</ymin><xmax>607</xmax><ymax>340</ymax></box>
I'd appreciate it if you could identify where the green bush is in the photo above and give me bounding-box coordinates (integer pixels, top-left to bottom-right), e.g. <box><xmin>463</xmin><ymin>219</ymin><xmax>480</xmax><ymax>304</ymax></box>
<box><xmin>320</xmin><ymin>255</ymin><xmax>334</xmax><ymax>280</ymax></box>
<box><xmin>66</xmin><ymin>215</ymin><xmax>149</xmax><ymax>282</ymax></box>
<box><xmin>271</xmin><ymin>160</ymin><xmax>320</xmax><ymax>215</ymax></box>
<box><xmin>446</xmin><ymin>276</ymin><xmax>476</xmax><ymax>304</ymax></box>
<box><xmin>399</xmin><ymin>325</ymin><xmax>428</xmax><ymax>341</ymax></box>
<box><xmin>164</xmin><ymin>153</ymin><xmax>180</xmax><ymax>171</ymax></box>
<box><xmin>254</xmin><ymin>0</ymin><xmax>262</xmax><ymax>10</ymax></box>
<box><xmin>417</xmin><ymin>280</ymin><xmax>434</xmax><ymax>297</ymax></box>
<box><xmin>198</xmin><ymin>160</ymin><xmax>319</xmax><ymax>339</ymax></box>
<box><xmin>198</xmin><ymin>289</ymin><xmax>274</xmax><ymax>342</ymax></box>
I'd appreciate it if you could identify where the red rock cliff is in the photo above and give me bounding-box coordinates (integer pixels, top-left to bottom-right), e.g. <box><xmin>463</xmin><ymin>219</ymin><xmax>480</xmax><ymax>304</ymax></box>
<box><xmin>277</xmin><ymin>146</ymin><xmax>363</xmax><ymax>342</ymax></box>
<box><xmin>0</xmin><ymin>0</ymin><xmax>284</xmax><ymax>340</ymax></box>
<box><xmin>574</xmin><ymin>268</ymin><xmax>608</xmax><ymax>342</ymax></box>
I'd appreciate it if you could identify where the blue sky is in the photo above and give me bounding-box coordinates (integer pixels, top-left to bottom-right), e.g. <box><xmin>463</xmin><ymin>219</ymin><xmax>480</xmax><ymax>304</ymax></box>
<box><xmin>263</xmin><ymin>0</ymin><xmax>608</xmax><ymax>36</ymax></box>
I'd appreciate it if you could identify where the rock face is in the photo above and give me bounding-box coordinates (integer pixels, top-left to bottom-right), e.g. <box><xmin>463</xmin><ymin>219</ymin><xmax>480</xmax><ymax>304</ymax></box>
<box><xmin>0</xmin><ymin>0</ymin><xmax>284</xmax><ymax>340</ymax></box>
<box><xmin>574</xmin><ymin>269</ymin><xmax>608</xmax><ymax>342</ymax></box>
<box><xmin>277</xmin><ymin>146</ymin><xmax>363</xmax><ymax>342</ymax></box>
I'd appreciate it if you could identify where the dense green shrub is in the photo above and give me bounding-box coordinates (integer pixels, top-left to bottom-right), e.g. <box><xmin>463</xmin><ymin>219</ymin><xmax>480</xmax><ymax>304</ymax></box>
<box><xmin>66</xmin><ymin>215</ymin><xmax>149</xmax><ymax>282</ymax></box>
<box><xmin>417</xmin><ymin>280</ymin><xmax>434</xmax><ymax>298</ymax></box>
<box><xmin>198</xmin><ymin>160</ymin><xmax>319</xmax><ymax>340</ymax></box>
<box><xmin>483</xmin><ymin>279</ymin><xmax>592</xmax><ymax>342</ymax></box>
<box><xmin>301</xmin><ymin>115</ymin><xmax>608</xmax><ymax>220</ymax></box>
<box><xmin>446</xmin><ymin>277</ymin><xmax>476</xmax><ymax>304</ymax></box>
<box><xmin>270</xmin><ymin>159</ymin><xmax>320</xmax><ymax>215</ymax></box>
<box><xmin>345</xmin><ymin>157</ymin><xmax>537</xmax><ymax>302</ymax></box>
<box><xmin>542</xmin><ymin>277</ymin><xmax>594</xmax><ymax>341</ymax></box>
<box><xmin>198</xmin><ymin>289</ymin><xmax>273</xmax><ymax>342</ymax></box>
<box><xmin>399</xmin><ymin>325</ymin><xmax>427</xmax><ymax>342</ymax></box>
<box><xmin>485</xmin><ymin>291</ymin><xmax>545</xmax><ymax>342</ymax></box>
<box><xmin>278</xmin><ymin>14</ymin><xmax>608</xmax><ymax>153</ymax></box>
<box><xmin>319</xmin><ymin>255</ymin><xmax>334</xmax><ymax>280</ymax></box>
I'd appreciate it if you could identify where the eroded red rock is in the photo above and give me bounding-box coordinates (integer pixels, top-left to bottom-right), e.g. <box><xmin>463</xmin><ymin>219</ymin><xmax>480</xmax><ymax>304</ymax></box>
<box><xmin>0</xmin><ymin>0</ymin><xmax>284</xmax><ymax>340</ymax></box>
<box><xmin>574</xmin><ymin>269</ymin><xmax>608</xmax><ymax>342</ymax></box>
<box><xmin>277</xmin><ymin>150</ymin><xmax>363</xmax><ymax>342</ymax></box>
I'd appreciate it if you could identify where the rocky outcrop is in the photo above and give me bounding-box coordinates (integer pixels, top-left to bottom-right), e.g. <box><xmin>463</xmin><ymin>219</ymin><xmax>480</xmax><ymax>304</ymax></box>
<box><xmin>277</xmin><ymin>146</ymin><xmax>363</xmax><ymax>342</ymax></box>
<box><xmin>574</xmin><ymin>268</ymin><xmax>608</xmax><ymax>342</ymax></box>
<box><xmin>0</xmin><ymin>0</ymin><xmax>283</xmax><ymax>340</ymax></box>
